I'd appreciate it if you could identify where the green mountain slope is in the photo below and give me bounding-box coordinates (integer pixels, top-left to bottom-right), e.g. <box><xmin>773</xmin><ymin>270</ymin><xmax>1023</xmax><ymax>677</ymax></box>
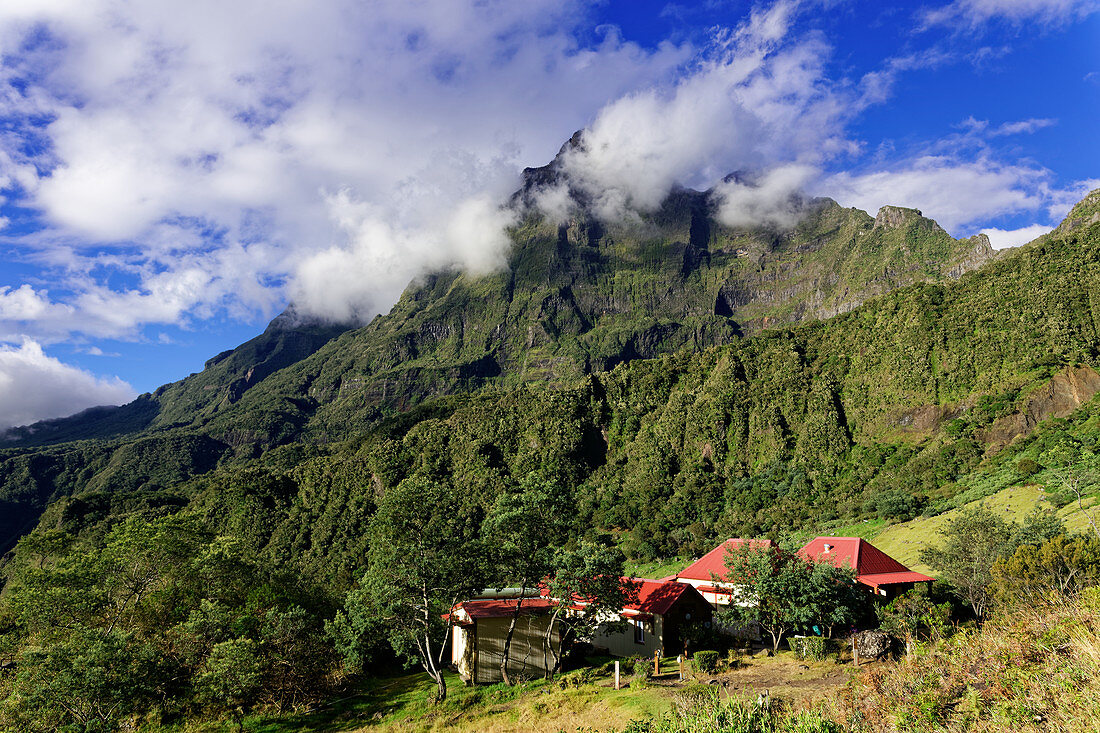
<box><xmin>7</xmin><ymin>188</ymin><xmax>1095</xmax><ymax>578</ymax></box>
<box><xmin>6</xmin><ymin>149</ymin><xmax>995</xmax><ymax>452</ymax></box>
<box><xmin>167</xmin><ymin>190</ymin><xmax>994</xmax><ymax>446</ymax></box>
<box><xmin>3</xmin><ymin>180</ymin><xmax>1097</xmax><ymax>573</ymax></box>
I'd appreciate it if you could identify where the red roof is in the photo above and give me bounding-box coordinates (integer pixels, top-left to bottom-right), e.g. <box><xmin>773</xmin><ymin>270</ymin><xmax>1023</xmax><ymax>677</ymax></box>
<box><xmin>858</xmin><ymin>571</ymin><xmax>934</xmax><ymax>587</ymax></box>
<box><xmin>626</xmin><ymin>579</ymin><xmax>705</xmax><ymax>615</ymax></box>
<box><xmin>798</xmin><ymin>537</ymin><xmax>932</xmax><ymax>587</ymax></box>
<box><xmin>452</xmin><ymin>598</ymin><xmax>554</xmax><ymax>620</ymax></box>
<box><xmin>675</xmin><ymin>539</ymin><xmax>775</xmax><ymax>583</ymax></box>
<box><xmin>798</xmin><ymin>537</ymin><xmax>909</xmax><ymax>575</ymax></box>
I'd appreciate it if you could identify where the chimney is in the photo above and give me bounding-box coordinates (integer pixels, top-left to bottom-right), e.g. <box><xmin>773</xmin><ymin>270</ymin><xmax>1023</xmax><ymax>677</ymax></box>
<box><xmin>823</xmin><ymin>543</ymin><xmax>833</xmax><ymax>553</ymax></box>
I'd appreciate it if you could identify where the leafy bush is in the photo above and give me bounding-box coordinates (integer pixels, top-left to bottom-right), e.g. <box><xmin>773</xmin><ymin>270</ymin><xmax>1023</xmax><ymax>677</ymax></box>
<box><xmin>1015</xmin><ymin>458</ymin><xmax>1040</xmax><ymax>477</ymax></box>
<box><xmin>693</xmin><ymin>650</ymin><xmax>720</xmax><ymax>673</ymax></box>
<box><xmin>790</xmin><ymin>636</ymin><xmax>828</xmax><ymax>661</ymax></box>
<box><xmin>613</xmin><ymin>690</ymin><xmax>843</xmax><ymax>732</ymax></box>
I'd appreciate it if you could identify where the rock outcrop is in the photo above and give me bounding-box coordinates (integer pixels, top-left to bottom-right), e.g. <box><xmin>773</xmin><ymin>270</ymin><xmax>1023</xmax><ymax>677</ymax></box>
<box><xmin>981</xmin><ymin>366</ymin><xmax>1100</xmax><ymax>453</ymax></box>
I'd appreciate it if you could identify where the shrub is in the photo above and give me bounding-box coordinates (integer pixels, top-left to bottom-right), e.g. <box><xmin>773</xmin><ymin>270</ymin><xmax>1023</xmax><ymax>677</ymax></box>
<box><xmin>557</xmin><ymin>667</ymin><xmax>597</xmax><ymax>689</ymax></box>
<box><xmin>1015</xmin><ymin>458</ymin><xmax>1040</xmax><ymax>477</ymax></box>
<box><xmin>791</xmin><ymin>635</ymin><xmax>828</xmax><ymax>661</ymax></box>
<box><xmin>692</xmin><ymin>650</ymin><xmax>719</xmax><ymax>673</ymax></box>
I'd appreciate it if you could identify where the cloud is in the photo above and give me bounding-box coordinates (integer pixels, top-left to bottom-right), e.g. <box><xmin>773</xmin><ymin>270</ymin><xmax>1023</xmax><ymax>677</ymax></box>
<box><xmin>820</xmin><ymin>156</ymin><xmax>1080</xmax><ymax>233</ymax></box>
<box><xmin>980</xmin><ymin>223</ymin><xmax>1053</xmax><ymax>248</ymax></box>
<box><xmin>923</xmin><ymin>0</ymin><xmax>1100</xmax><ymax>28</ymax></box>
<box><xmin>960</xmin><ymin>116</ymin><xmax>1057</xmax><ymax>136</ymax></box>
<box><xmin>540</xmin><ymin>1</ymin><xmax>851</xmax><ymax>222</ymax></box>
<box><xmin>0</xmin><ymin>340</ymin><xmax>135</xmax><ymax>430</ymax></box>
<box><xmin>0</xmin><ymin>0</ymin><xmax>695</xmax><ymax>328</ymax></box>
<box><xmin>713</xmin><ymin>164</ymin><xmax>817</xmax><ymax>228</ymax></box>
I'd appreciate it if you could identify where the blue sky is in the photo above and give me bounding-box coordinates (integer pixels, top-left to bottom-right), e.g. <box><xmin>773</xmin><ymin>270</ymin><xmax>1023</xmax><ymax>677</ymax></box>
<box><xmin>0</xmin><ymin>0</ymin><xmax>1097</xmax><ymax>429</ymax></box>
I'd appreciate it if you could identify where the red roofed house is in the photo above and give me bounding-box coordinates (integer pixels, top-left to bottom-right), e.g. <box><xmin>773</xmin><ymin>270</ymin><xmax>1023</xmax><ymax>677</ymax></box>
<box><xmin>450</xmin><ymin>580</ymin><xmax>713</xmax><ymax>683</ymax></box>
<box><xmin>591</xmin><ymin>578</ymin><xmax>713</xmax><ymax>658</ymax></box>
<box><xmin>669</xmin><ymin>538</ymin><xmax>775</xmax><ymax>606</ymax></box>
<box><xmin>798</xmin><ymin>537</ymin><xmax>933</xmax><ymax>600</ymax></box>
<box><xmin>449</xmin><ymin>596</ymin><xmax>560</xmax><ymax>684</ymax></box>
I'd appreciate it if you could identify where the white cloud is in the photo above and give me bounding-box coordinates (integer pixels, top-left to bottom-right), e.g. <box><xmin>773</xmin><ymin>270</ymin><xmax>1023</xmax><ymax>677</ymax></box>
<box><xmin>546</xmin><ymin>1</ymin><xmax>850</xmax><ymax>223</ymax></box>
<box><xmin>820</xmin><ymin>156</ymin><xmax>1079</xmax><ymax>233</ymax></box>
<box><xmin>713</xmin><ymin>164</ymin><xmax>817</xmax><ymax>229</ymax></box>
<box><xmin>980</xmin><ymin>223</ymin><xmax>1053</xmax><ymax>248</ymax></box>
<box><xmin>0</xmin><ymin>340</ymin><xmax>135</xmax><ymax>429</ymax></box>
<box><xmin>0</xmin><ymin>0</ymin><xmax>695</xmax><ymax>328</ymax></box>
<box><xmin>0</xmin><ymin>0</ymin><xmax>1090</xmax><ymax>342</ymax></box>
<box><xmin>923</xmin><ymin>0</ymin><xmax>1100</xmax><ymax>27</ymax></box>
<box><xmin>960</xmin><ymin>116</ymin><xmax>1057</xmax><ymax>136</ymax></box>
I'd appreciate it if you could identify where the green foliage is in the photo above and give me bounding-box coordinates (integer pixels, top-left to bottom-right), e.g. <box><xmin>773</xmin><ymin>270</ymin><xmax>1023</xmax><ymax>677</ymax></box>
<box><xmin>196</xmin><ymin>638</ymin><xmax>265</xmax><ymax>732</ymax></box>
<box><xmin>920</xmin><ymin>505</ymin><xmax>1016</xmax><ymax>621</ymax></box>
<box><xmin>0</xmin><ymin>512</ymin><xmax>339</xmax><ymax>730</ymax></box>
<box><xmin>716</xmin><ymin>543</ymin><xmax>866</xmax><ymax>652</ymax></box>
<box><xmin>544</xmin><ymin>540</ymin><xmax>639</xmax><ymax>676</ymax></box>
<box><xmin>790</xmin><ymin>635</ymin><xmax>828</xmax><ymax>661</ymax></box>
<box><xmin>1015</xmin><ymin>458</ymin><xmax>1040</xmax><ymax>477</ymax></box>
<box><xmin>359</xmin><ymin>475</ymin><xmax>490</xmax><ymax>702</ymax></box>
<box><xmin>990</xmin><ymin>533</ymin><xmax>1100</xmax><ymax>607</ymax></box>
<box><xmin>613</xmin><ymin>689</ymin><xmax>843</xmax><ymax>732</ymax></box>
<box><xmin>876</xmin><ymin>587</ymin><xmax>952</xmax><ymax>654</ymax></box>
<box><xmin>692</xmin><ymin>650</ymin><xmax>720</xmax><ymax>673</ymax></box>
<box><xmin>921</xmin><ymin>505</ymin><xmax>1066</xmax><ymax>620</ymax></box>
<box><xmin>3</xmin><ymin>627</ymin><xmax>162</xmax><ymax>733</ymax></box>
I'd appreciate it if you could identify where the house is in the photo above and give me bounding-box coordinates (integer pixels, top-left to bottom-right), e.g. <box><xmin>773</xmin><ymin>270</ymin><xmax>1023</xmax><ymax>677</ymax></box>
<box><xmin>449</xmin><ymin>597</ymin><xmax>560</xmax><ymax>684</ymax></box>
<box><xmin>591</xmin><ymin>578</ymin><xmax>714</xmax><ymax>658</ymax></box>
<box><xmin>450</xmin><ymin>579</ymin><xmax>713</xmax><ymax>684</ymax></box>
<box><xmin>669</xmin><ymin>538</ymin><xmax>775</xmax><ymax>606</ymax></box>
<box><xmin>798</xmin><ymin>536</ymin><xmax>933</xmax><ymax>600</ymax></box>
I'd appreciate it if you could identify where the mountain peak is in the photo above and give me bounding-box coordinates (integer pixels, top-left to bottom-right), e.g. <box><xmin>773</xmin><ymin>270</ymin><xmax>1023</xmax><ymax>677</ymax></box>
<box><xmin>1056</xmin><ymin>187</ymin><xmax>1100</xmax><ymax>234</ymax></box>
<box><xmin>873</xmin><ymin>205</ymin><xmax>945</xmax><ymax>233</ymax></box>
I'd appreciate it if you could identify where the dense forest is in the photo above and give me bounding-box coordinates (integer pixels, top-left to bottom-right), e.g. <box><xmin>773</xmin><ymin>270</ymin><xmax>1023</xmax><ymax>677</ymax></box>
<box><xmin>0</xmin><ymin>188</ymin><xmax>1098</xmax><ymax>730</ymax></box>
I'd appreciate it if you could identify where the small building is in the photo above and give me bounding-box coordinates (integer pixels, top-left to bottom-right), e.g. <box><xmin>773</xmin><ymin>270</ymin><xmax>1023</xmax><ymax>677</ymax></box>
<box><xmin>798</xmin><ymin>536</ymin><xmax>933</xmax><ymax>600</ymax></box>
<box><xmin>591</xmin><ymin>579</ymin><xmax>713</xmax><ymax>658</ymax></box>
<box><xmin>669</xmin><ymin>538</ymin><xmax>775</xmax><ymax>606</ymax></box>
<box><xmin>449</xmin><ymin>597</ymin><xmax>559</xmax><ymax>684</ymax></box>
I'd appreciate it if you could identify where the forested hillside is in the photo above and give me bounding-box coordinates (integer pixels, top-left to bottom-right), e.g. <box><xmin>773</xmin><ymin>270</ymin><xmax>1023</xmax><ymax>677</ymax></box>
<box><xmin>0</xmin><ymin>180</ymin><xmax>1008</xmax><ymax>554</ymax></box>
<box><xmin>0</xmin><ymin>189</ymin><xmax>1097</xmax><ymax>731</ymax></box>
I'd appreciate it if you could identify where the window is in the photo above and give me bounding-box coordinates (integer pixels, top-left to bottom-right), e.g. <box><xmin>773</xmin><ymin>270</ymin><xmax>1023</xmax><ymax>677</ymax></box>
<box><xmin>634</xmin><ymin>620</ymin><xmax>645</xmax><ymax>644</ymax></box>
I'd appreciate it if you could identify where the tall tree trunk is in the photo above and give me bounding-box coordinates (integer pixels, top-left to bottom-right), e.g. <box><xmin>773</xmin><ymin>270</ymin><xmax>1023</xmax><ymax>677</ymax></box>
<box><xmin>500</xmin><ymin>585</ymin><xmax>527</xmax><ymax>685</ymax></box>
<box><xmin>421</xmin><ymin>587</ymin><xmax>448</xmax><ymax>703</ymax></box>
<box><xmin>543</xmin><ymin>607</ymin><xmax>563</xmax><ymax>680</ymax></box>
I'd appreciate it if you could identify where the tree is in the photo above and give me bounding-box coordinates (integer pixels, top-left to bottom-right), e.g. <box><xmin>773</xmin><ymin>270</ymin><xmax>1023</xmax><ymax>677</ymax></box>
<box><xmin>877</xmin><ymin>587</ymin><xmax>951</xmax><ymax>655</ymax></box>
<box><xmin>803</xmin><ymin>561</ymin><xmax>866</xmax><ymax>638</ymax></box>
<box><xmin>481</xmin><ymin>473</ymin><xmax>570</xmax><ymax>684</ymax></box>
<box><xmin>1040</xmin><ymin>443</ymin><xmax>1100</xmax><ymax>541</ymax></box>
<box><xmin>715</xmin><ymin>543</ymin><xmax>817</xmax><ymax>652</ymax></box>
<box><xmin>991</xmin><ymin>533</ymin><xmax>1100</xmax><ymax>608</ymax></box>
<box><xmin>920</xmin><ymin>505</ymin><xmax>1015</xmax><ymax>622</ymax></box>
<box><xmin>359</xmin><ymin>476</ymin><xmax>488</xmax><ymax>702</ymax></box>
<box><xmin>325</xmin><ymin>587</ymin><xmax>384</xmax><ymax>673</ymax></box>
<box><xmin>3</xmin><ymin>627</ymin><xmax>161</xmax><ymax>733</ymax></box>
<box><xmin>541</xmin><ymin>540</ymin><xmax>638</xmax><ymax>679</ymax></box>
<box><xmin>195</xmin><ymin>638</ymin><xmax>265</xmax><ymax>733</ymax></box>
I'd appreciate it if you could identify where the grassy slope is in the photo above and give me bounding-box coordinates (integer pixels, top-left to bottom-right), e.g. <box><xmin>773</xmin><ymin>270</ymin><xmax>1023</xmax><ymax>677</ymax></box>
<box><xmin>234</xmin><ymin>652</ymin><xmax>852</xmax><ymax>733</ymax></box>
<box><xmin>870</xmin><ymin>483</ymin><xmax>1098</xmax><ymax>575</ymax></box>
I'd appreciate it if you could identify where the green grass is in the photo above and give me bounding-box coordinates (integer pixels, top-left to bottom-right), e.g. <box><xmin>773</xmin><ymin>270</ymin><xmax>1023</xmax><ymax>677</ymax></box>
<box><xmin>789</xmin><ymin>518</ymin><xmax>887</xmax><ymax>546</ymax></box>
<box><xmin>625</xmin><ymin>557</ymin><xmax>691</xmax><ymax>580</ymax></box>
<box><xmin>871</xmin><ymin>481</ymin><xmax>1098</xmax><ymax>574</ymax></box>
<box><xmin>235</xmin><ymin>666</ymin><xmax>677</xmax><ymax>733</ymax></box>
